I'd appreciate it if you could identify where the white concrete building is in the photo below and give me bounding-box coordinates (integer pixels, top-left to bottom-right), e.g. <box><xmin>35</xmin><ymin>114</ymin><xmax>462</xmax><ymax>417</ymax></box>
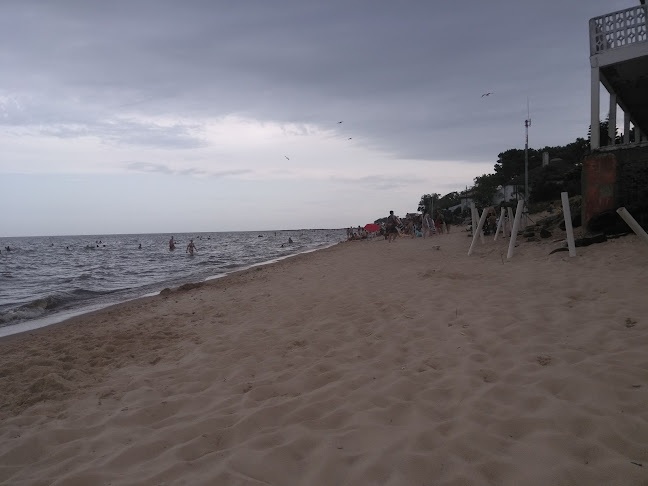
<box><xmin>492</xmin><ymin>185</ymin><xmax>525</xmax><ymax>206</ymax></box>
<box><xmin>590</xmin><ymin>1</ymin><xmax>648</xmax><ymax>150</ymax></box>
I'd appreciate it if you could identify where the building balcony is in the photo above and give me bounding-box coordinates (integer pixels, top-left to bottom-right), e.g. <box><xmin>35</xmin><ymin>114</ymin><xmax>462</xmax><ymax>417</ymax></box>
<box><xmin>590</xmin><ymin>4</ymin><xmax>647</xmax><ymax>62</ymax></box>
<box><xmin>589</xmin><ymin>3</ymin><xmax>648</xmax><ymax>150</ymax></box>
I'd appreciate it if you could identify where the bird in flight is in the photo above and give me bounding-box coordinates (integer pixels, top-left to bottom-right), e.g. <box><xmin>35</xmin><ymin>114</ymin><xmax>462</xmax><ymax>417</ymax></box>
<box><xmin>348</xmin><ymin>137</ymin><xmax>352</xmax><ymax>140</ymax></box>
<box><xmin>481</xmin><ymin>92</ymin><xmax>493</xmax><ymax>97</ymax></box>
<box><xmin>284</xmin><ymin>156</ymin><xmax>290</xmax><ymax>160</ymax></box>
<box><xmin>337</xmin><ymin>121</ymin><xmax>343</xmax><ymax>124</ymax></box>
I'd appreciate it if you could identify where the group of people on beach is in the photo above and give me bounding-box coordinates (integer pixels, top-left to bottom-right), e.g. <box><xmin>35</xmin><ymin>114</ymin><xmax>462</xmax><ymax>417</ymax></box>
<box><xmin>346</xmin><ymin>210</ymin><xmax>450</xmax><ymax>244</ymax></box>
<box><xmin>346</xmin><ymin>226</ymin><xmax>371</xmax><ymax>240</ymax></box>
<box><xmin>400</xmin><ymin>211</ymin><xmax>450</xmax><ymax>238</ymax></box>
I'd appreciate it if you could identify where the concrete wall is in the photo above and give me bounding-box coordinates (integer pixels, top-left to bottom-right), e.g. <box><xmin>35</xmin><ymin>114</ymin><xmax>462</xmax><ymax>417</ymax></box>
<box><xmin>582</xmin><ymin>154</ymin><xmax>616</xmax><ymax>224</ymax></box>
<box><xmin>615</xmin><ymin>147</ymin><xmax>648</xmax><ymax>208</ymax></box>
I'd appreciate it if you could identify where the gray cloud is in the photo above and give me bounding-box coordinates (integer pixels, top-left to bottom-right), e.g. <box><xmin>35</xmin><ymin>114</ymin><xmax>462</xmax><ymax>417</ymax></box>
<box><xmin>0</xmin><ymin>95</ymin><xmax>206</xmax><ymax>148</ymax></box>
<box><xmin>0</xmin><ymin>0</ymin><xmax>633</xmax><ymax>161</ymax></box>
<box><xmin>126</xmin><ymin>161</ymin><xmax>251</xmax><ymax>178</ymax></box>
<box><xmin>332</xmin><ymin>174</ymin><xmax>421</xmax><ymax>191</ymax></box>
<box><xmin>35</xmin><ymin>122</ymin><xmax>205</xmax><ymax>149</ymax></box>
<box><xmin>127</xmin><ymin>162</ymin><xmax>175</xmax><ymax>175</ymax></box>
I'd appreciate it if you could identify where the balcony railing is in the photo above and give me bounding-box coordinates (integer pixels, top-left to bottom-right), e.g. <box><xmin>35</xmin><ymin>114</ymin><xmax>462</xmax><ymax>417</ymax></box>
<box><xmin>590</xmin><ymin>5</ymin><xmax>647</xmax><ymax>56</ymax></box>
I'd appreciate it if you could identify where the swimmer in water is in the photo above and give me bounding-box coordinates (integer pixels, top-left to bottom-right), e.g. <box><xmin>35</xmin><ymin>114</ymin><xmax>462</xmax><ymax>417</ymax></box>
<box><xmin>169</xmin><ymin>236</ymin><xmax>175</xmax><ymax>251</ymax></box>
<box><xmin>186</xmin><ymin>239</ymin><xmax>197</xmax><ymax>256</ymax></box>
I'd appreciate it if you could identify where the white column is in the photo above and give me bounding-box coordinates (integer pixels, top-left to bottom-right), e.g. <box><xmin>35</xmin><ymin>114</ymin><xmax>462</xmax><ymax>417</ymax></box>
<box><xmin>623</xmin><ymin>112</ymin><xmax>630</xmax><ymax>144</ymax></box>
<box><xmin>591</xmin><ymin>67</ymin><xmax>600</xmax><ymax>150</ymax></box>
<box><xmin>608</xmin><ymin>92</ymin><xmax>617</xmax><ymax>145</ymax></box>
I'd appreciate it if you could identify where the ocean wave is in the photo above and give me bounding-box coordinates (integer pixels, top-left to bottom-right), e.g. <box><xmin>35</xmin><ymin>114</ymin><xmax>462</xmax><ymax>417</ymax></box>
<box><xmin>0</xmin><ymin>296</ymin><xmax>63</xmax><ymax>326</ymax></box>
<box><xmin>0</xmin><ymin>288</ymin><xmax>123</xmax><ymax>327</ymax></box>
<box><xmin>223</xmin><ymin>263</ymin><xmax>242</xmax><ymax>269</ymax></box>
<box><xmin>197</xmin><ymin>260</ymin><xmax>216</xmax><ymax>266</ymax></box>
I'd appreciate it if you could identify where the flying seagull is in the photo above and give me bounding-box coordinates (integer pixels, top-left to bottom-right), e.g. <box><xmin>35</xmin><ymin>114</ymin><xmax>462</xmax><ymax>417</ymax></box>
<box><xmin>337</xmin><ymin>121</ymin><xmax>343</xmax><ymax>124</ymax></box>
<box><xmin>481</xmin><ymin>92</ymin><xmax>493</xmax><ymax>97</ymax></box>
<box><xmin>284</xmin><ymin>156</ymin><xmax>290</xmax><ymax>160</ymax></box>
<box><xmin>348</xmin><ymin>137</ymin><xmax>352</xmax><ymax>140</ymax></box>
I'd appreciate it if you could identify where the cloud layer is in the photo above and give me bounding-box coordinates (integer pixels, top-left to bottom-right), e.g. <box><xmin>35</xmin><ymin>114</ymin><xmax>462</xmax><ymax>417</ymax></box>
<box><xmin>0</xmin><ymin>0</ymin><xmax>634</xmax><ymax>235</ymax></box>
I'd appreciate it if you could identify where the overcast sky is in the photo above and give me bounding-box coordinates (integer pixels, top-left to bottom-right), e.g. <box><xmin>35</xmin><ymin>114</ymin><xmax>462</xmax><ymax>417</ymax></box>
<box><xmin>0</xmin><ymin>0</ymin><xmax>634</xmax><ymax>236</ymax></box>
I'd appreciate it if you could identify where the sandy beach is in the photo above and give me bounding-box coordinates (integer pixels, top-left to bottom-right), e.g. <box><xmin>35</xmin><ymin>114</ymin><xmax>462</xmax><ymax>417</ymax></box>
<box><xmin>1</xmin><ymin>225</ymin><xmax>647</xmax><ymax>486</ymax></box>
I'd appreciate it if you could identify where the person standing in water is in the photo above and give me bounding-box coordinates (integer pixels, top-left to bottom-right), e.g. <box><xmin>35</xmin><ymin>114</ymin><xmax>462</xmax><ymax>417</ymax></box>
<box><xmin>169</xmin><ymin>236</ymin><xmax>176</xmax><ymax>251</ymax></box>
<box><xmin>186</xmin><ymin>239</ymin><xmax>197</xmax><ymax>256</ymax></box>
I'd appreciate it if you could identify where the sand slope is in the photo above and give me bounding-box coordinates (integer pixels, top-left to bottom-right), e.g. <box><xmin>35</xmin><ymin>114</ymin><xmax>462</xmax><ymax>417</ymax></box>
<box><xmin>1</xmin><ymin>227</ymin><xmax>647</xmax><ymax>485</ymax></box>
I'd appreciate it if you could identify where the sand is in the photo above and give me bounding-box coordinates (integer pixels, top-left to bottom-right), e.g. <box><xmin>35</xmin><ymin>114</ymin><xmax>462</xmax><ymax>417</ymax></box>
<box><xmin>1</xmin><ymin>224</ymin><xmax>647</xmax><ymax>485</ymax></box>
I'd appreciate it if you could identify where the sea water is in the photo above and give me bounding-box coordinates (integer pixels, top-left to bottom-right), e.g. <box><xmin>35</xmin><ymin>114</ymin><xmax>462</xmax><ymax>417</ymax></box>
<box><xmin>0</xmin><ymin>229</ymin><xmax>345</xmax><ymax>336</ymax></box>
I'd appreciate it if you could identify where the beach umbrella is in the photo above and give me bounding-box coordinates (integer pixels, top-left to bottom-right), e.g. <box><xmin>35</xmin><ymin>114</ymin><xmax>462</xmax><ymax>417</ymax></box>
<box><xmin>364</xmin><ymin>223</ymin><xmax>380</xmax><ymax>232</ymax></box>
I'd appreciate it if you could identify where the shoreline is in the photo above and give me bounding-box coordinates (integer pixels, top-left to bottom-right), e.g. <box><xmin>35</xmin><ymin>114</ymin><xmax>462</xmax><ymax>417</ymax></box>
<box><xmin>1</xmin><ymin>230</ymin><xmax>647</xmax><ymax>485</ymax></box>
<box><xmin>0</xmin><ymin>240</ymin><xmax>343</xmax><ymax>339</ymax></box>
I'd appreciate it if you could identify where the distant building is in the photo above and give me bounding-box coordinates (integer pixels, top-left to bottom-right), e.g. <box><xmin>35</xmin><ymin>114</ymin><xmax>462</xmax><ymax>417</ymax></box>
<box><xmin>492</xmin><ymin>185</ymin><xmax>524</xmax><ymax>206</ymax></box>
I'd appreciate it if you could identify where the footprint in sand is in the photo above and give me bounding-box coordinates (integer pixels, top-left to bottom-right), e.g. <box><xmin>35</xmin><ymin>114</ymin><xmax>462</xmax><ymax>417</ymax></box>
<box><xmin>479</xmin><ymin>369</ymin><xmax>498</xmax><ymax>383</ymax></box>
<box><xmin>536</xmin><ymin>355</ymin><xmax>552</xmax><ymax>366</ymax></box>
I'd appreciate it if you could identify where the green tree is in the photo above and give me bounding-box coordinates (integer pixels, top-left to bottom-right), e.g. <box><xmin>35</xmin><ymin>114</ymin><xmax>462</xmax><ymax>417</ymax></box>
<box><xmin>493</xmin><ymin>149</ymin><xmax>524</xmax><ymax>184</ymax></box>
<box><xmin>437</xmin><ymin>191</ymin><xmax>461</xmax><ymax>209</ymax></box>
<box><xmin>472</xmin><ymin>173</ymin><xmax>500</xmax><ymax>207</ymax></box>
<box><xmin>588</xmin><ymin>115</ymin><xmax>621</xmax><ymax>146</ymax></box>
<box><xmin>543</xmin><ymin>137</ymin><xmax>589</xmax><ymax>164</ymax></box>
<box><xmin>414</xmin><ymin>123</ymin><xmax>595</xmax><ymax>215</ymax></box>
<box><xmin>418</xmin><ymin>193</ymin><xmax>440</xmax><ymax>214</ymax></box>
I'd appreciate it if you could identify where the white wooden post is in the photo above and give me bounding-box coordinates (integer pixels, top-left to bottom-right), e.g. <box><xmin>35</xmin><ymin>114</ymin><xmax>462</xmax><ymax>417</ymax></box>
<box><xmin>471</xmin><ymin>204</ymin><xmax>484</xmax><ymax>244</ymax></box>
<box><xmin>506</xmin><ymin>200</ymin><xmax>524</xmax><ymax>260</ymax></box>
<box><xmin>561</xmin><ymin>192</ymin><xmax>577</xmax><ymax>257</ymax></box>
<box><xmin>468</xmin><ymin>208</ymin><xmax>489</xmax><ymax>256</ymax></box>
<box><xmin>617</xmin><ymin>208</ymin><xmax>648</xmax><ymax>246</ymax></box>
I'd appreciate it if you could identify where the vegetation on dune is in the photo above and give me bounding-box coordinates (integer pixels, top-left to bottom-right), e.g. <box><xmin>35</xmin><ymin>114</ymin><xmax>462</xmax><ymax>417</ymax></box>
<box><xmin>416</xmin><ymin>116</ymin><xmax>633</xmax><ymax>215</ymax></box>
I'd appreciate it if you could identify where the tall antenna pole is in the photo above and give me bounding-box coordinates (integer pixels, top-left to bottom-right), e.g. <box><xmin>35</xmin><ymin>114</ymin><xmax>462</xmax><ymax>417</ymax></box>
<box><xmin>524</xmin><ymin>98</ymin><xmax>531</xmax><ymax>226</ymax></box>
